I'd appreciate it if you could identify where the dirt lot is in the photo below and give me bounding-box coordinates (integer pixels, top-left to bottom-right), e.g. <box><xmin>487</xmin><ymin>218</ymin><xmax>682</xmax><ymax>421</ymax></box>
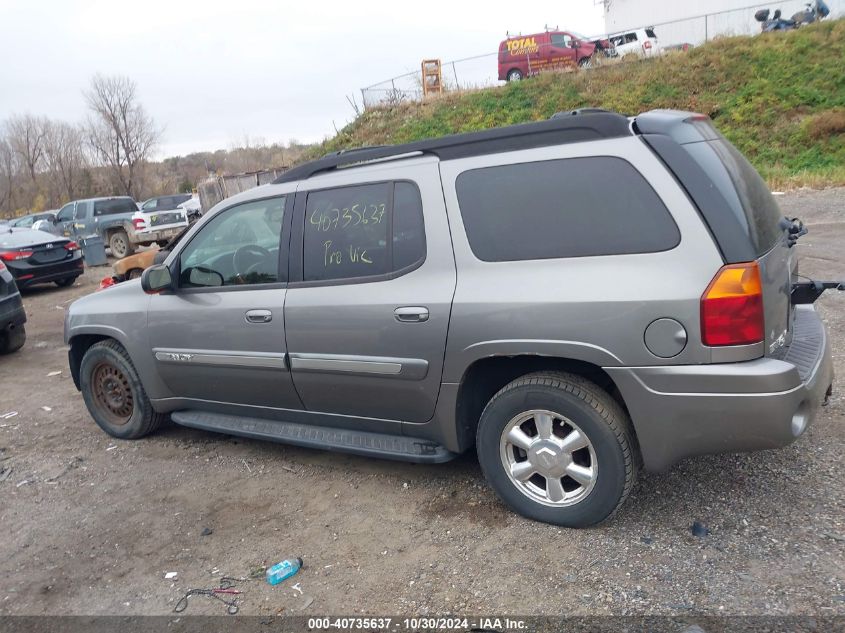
<box><xmin>1</xmin><ymin>188</ymin><xmax>844</xmax><ymax>618</ymax></box>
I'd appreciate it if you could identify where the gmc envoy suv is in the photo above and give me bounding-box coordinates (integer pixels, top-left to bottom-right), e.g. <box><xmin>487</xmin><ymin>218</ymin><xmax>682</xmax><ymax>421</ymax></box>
<box><xmin>65</xmin><ymin>109</ymin><xmax>837</xmax><ymax>527</ymax></box>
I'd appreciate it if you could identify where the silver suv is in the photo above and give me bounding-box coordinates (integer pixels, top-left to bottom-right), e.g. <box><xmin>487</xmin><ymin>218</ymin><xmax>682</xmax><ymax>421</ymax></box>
<box><xmin>65</xmin><ymin>110</ymin><xmax>835</xmax><ymax>527</ymax></box>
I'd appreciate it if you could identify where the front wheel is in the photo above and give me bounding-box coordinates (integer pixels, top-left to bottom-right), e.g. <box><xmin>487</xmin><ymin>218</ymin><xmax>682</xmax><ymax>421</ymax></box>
<box><xmin>578</xmin><ymin>55</ymin><xmax>594</xmax><ymax>69</ymax></box>
<box><xmin>80</xmin><ymin>340</ymin><xmax>167</xmax><ymax>439</ymax></box>
<box><xmin>476</xmin><ymin>372</ymin><xmax>637</xmax><ymax>527</ymax></box>
<box><xmin>0</xmin><ymin>323</ymin><xmax>26</xmax><ymax>354</ymax></box>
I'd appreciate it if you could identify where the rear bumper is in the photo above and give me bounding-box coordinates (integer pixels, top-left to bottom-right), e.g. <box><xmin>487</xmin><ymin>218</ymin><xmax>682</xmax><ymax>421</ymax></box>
<box><xmin>7</xmin><ymin>255</ymin><xmax>84</xmax><ymax>288</ymax></box>
<box><xmin>128</xmin><ymin>225</ymin><xmax>184</xmax><ymax>245</ymax></box>
<box><xmin>607</xmin><ymin>305</ymin><xmax>833</xmax><ymax>471</ymax></box>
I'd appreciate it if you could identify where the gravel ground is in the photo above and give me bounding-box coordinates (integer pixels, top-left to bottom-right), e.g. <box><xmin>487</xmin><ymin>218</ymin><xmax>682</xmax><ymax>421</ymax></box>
<box><xmin>0</xmin><ymin>188</ymin><xmax>843</xmax><ymax>617</ymax></box>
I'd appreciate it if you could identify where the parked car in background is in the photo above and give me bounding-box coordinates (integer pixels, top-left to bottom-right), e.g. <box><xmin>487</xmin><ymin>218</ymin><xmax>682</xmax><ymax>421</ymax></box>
<box><xmin>139</xmin><ymin>194</ymin><xmax>192</xmax><ymax>214</ymax></box>
<box><xmin>177</xmin><ymin>195</ymin><xmax>203</xmax><ymax>222</ymax></box>
<box><xmin>111</xmin><ymin>223</ymin><xmax>193</xmax><ymax>282</ymax></box>
<box><xmin>9</xmin><ymin>211</ymin><xmax>57</xmax><ymax>229</ymax></box>
<box><xmin>0</xmin><ymin>227</ymin><xmax>83</xmax><ymax>289</ymax></box>
<box><xmin>54</xmin><ymin>196</ymin><xmax>187</xmax><ymax>259</ymax></box>
<box><xmin>126</xmin><ymin>205</ymin><xmax>189</xmax><ymax>253</ymax></box>
<box><xmin>66</xmin><ymin>109</ymin><xmax>835</xmax><ymax>527</ymax></box>
<box><xmin>0</xmin><ymin>255</ymin><xmax>26</xmax><ymax>354</ymax></box>
<box><xmin>609</xmin><ymin>27</ymin><xmax>661</xmax><ymax>57</ymax></box>
<box><xmin>499</xmin><ymin>30</ymin><xmax>598</xmax><ymax>81</ymax></box>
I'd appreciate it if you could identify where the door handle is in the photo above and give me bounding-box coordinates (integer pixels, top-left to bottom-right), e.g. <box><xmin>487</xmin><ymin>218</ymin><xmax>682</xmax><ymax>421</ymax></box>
<box><xmin>394</xmin><ymin>306</ymin><xmax>429</xmax><ymax>323</ymax></box>
<box><xmin>245</xmin><ymin>309</ymin><xmax>272</xmax><ymax>324</ymax></box>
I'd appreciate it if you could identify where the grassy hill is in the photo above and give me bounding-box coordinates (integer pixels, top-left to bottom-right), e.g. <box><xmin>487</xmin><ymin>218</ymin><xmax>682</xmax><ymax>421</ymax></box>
<box><xmin>320</xmin><ymin>19</ymin><xmax>845</xmax><ymax>189</ymax></box>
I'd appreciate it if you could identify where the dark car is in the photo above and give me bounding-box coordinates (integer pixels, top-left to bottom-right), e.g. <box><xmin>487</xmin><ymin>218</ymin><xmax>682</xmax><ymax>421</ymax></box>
<box><xmin>0</xmin><ymin>227</ymin><xmax>84</xmax><ymax>289</ymax></box>
<box><xmin>0</xmin><ymin>258</ymin><xmax>26</xmax><ymax>354</ymax></box>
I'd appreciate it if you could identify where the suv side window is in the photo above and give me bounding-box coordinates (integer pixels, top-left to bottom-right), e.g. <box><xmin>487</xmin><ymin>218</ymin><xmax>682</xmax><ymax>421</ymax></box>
<box><xmin>75</xmin><ymin>201</ymin><xmax>91</xmax><ymax>219</ymax></box>
<box><xmin>455</xmin><ymin>156</ymin><xmax>680</xmax><ymax>262</ymax></box>
<box><xmin>302</xmin><ymin>181</ymin><xmax>425</xmax><ymax>283</ymax></box>
<box><xmin>179</xmin><ymin>196</ymin><xmax>286</xmax><ymax>288</ymax></box>
<box><xmin>142</xmin><ymin>199</ymin><xmax>158</xmax><ymax>211</ymax></box>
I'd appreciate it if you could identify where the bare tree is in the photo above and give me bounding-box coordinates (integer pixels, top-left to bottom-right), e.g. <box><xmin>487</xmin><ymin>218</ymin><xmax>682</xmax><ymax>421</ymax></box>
<box><xmin>43</xmin><ymin>121</ymin><xmax>88</xmax><ymax>203</ymax></box>
<box><xmin>0</xmin><ymin>137</ymin><xmax>19</xmax><ymax>211</ymax></box>
<box><xmin>5</xmin><ymin>114</ymin><xmax>48</xmax><ymax>183</ymax></box>
<box><xmin>84</xmin><ymin>74</ymin><xmax>161</xmax><ymax>198</ymax></box>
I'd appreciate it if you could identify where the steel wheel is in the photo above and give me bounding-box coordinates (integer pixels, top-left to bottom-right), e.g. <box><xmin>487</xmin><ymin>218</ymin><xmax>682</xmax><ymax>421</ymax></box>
<box><xmin>499</xmin><ymin>409</ymin><xmax>597</xmax><ymax>507</ymax></box>
<box><xmin>91</xmin><ymin>361</ymin><xmax>134</xmax><ymax>426</ymax></box>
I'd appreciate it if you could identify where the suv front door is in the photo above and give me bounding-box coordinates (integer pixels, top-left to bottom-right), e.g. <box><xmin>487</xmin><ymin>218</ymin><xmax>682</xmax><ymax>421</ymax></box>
<box><xmin>146</xmin><ymin>195</ymin><xmax>301</xmax><ymax>412</ymax></box>
<box><xmin>283</xmin><ymin>162</ymin><xmax>456</xmax><ymax>424</ymax></box>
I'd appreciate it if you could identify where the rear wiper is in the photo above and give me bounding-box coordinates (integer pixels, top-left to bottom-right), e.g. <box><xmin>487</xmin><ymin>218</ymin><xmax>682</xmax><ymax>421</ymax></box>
<box><xmin>779</xmin><ymin>216</ymin><xmax>808</xmax><ymax>248</ymax></box>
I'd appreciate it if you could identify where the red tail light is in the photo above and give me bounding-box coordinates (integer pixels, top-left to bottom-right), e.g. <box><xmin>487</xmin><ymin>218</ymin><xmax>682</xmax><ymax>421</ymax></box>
<box><xmin>65</xmin><ymin>241</ymin><xmax>79</xmax><ymax>251</ymax></box>
<box><xmin>133</xmin><ymin>218</ymin><xmax>147</xmax><ymax>230</ymax></box>
<box><xmin>0</xmin><ymin>250</ymin><xmax>34</xmax><ymax>261</ymax></box>
<box><xmin>701</xmin><ymin>262</ymin><xmax>764</xmax><ymax>346</ymax></box>
<box><xmin>0</xmin><ymin>259</ymin><xmax>6</xmax><ymax>271</ymax></box>
<box><xmin>643</xmin><ymin>40</ymin><xmax>652</xmax><ymax>50</ymax></box>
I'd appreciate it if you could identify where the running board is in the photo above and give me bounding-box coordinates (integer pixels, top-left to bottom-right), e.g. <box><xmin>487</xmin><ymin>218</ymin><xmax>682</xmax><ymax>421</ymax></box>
<box><xmin>170</xmin><ymin>410</ymin><xmax>457</xmax><ymax>464</ymax></box>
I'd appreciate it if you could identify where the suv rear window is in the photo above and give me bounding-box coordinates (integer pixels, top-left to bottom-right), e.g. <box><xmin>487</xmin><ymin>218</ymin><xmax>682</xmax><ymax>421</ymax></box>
<box><xmin>681</xmin><ymin>123</ymin><xmax>782</xmax><ymax>256</ymax></box>
<box><xmin>94</xmin><ymin>198</ymin><xmax>137</xmax><ymax>216</ymax></box>
<box><xmin>455</xmin><ymin>157</ymin><xmax>680</xmax><ymax>262</ymax></box>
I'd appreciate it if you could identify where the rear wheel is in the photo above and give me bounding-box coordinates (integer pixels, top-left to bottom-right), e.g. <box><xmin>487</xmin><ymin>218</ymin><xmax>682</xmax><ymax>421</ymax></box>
<box><xmin>476</xmin><ymin>372</ymin><xmax>637</xmax><ymax>527</ymax></box>
<box><xmin>506</xmin><ymin>68</ymin><xmax>524</xmax><ymax>82</ymax></box>
<box><xmin>109</xmin><ymin>231</ymin><xmax>134</xmax><ymax>259</ymax></box>
<box><xmin>55</xmin><ymin>276</ymin><xmax>78</xmax><ymax>288</ymax></box>
<box><xmin>0</xmin><ymin>324</ymin><xmax>26</xmax><ymax>355</ymax></box>
<box><xmin>80</xmin><ymin>340</ymin><xmax>167</xmax><ymax>439</ymax></box>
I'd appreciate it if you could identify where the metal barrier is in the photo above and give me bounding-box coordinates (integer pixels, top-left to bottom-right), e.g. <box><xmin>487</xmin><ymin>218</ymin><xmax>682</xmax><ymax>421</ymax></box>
<box><xmin>360</xmin><ymin>1</ymin><xmax>843</xmax><ymax>108</ymax></box>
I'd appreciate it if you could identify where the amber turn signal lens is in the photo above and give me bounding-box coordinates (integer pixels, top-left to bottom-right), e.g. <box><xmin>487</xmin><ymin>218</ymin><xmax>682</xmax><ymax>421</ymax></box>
<box><xmin>701</xmin><ymin>262</ymin><xmax>764</xmax><ymax>347</ymax></box>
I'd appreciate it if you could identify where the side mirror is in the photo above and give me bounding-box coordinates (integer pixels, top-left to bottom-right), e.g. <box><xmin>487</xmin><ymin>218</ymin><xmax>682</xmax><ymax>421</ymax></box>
<box><xmin>570</xmin><ymin>40</ymin><xmax>579</xmax><ymax>48</ymax></box>
<box><xmin>141</xmin><ymin>264</ymin><xmax>173</xmax><ymax>294</ymax></box>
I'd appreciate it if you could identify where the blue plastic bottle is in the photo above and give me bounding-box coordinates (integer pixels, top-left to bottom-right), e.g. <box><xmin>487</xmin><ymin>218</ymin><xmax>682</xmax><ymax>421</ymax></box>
<box><xmin>266</xmin><ymin>557</ymin><xmax>303</xmax><ymax>586</ymax></box>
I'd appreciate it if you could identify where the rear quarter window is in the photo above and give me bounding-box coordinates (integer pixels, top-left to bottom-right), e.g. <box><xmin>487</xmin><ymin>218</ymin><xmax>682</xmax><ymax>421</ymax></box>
<box><xmin>455</xmin><ymin>156</ymin><xmax>680</xmax><ymax>262</ymax></box>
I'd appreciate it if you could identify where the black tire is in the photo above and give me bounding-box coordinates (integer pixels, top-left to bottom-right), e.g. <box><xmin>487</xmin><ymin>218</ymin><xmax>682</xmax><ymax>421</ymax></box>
<box><xmin>476</xmin><ymin>371</ymin><xmax>637</xmax><ymax>527</ymax></box>
<box><xmin>506</xmin><ymin>68</ymin><xmax>524</xmax><ymax>82</ymax></box>
<box><xmin>55</xmin><ymin>276</ymin><xmax>78</xmax><ymax>288</ymax></box>
<box><xmin>126</xmin><ymin>268</ymin><xmax>143</xmax><ymax>280</ymax></box>
<box><xmin>79</xmin><ymin>339</ymin><xmax>167</xmax><ymax>439</ymax></box>
<box><xmin>578</xmin><ymin>55</ymin><xmax>594</xmax><ymax>69</ymax></box>
<box><xmin>109</xmin><ymin>231</ymin><xmax>134</xmax><ymax>259</ymax></box>
<box><xmin>0</xmin><ymin>323</ymin><xmax>26</xmax><ymax>355</ymax></box>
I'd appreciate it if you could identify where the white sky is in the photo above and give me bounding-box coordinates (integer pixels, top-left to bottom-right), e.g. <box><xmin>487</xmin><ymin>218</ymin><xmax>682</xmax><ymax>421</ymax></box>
<box><xmin>0</xmin><ymin>0</ymin><xmax>604</xmax><ymax>158</ymax></box>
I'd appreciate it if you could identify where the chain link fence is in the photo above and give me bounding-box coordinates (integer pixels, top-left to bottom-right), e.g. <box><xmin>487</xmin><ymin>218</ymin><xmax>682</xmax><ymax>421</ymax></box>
<box><xmin>360</xmin><ymin>1</ymin><xmax>843</xmax><ymax>108</ymax></box>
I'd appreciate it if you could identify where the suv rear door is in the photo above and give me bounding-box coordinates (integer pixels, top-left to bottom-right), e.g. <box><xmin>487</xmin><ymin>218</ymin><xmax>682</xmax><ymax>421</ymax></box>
<box><xmin>283</xmin><ymin>160</ymin><xmax>456</xmax><ymax>424</ymax></box>
<box><xmin>637</xmin><ymin>112</ymin><xmax>792</xmax><ymax>357</ymax></box>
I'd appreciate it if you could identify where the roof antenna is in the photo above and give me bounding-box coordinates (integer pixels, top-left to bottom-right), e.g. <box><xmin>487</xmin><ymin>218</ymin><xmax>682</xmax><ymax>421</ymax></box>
<box><xmin>544</xmin><ymin>24</ymin><xmax>559</xmax><ymax>31</ymax></box>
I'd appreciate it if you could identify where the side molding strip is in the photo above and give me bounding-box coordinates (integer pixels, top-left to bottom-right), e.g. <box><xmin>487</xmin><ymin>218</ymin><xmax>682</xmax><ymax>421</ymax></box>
<box><xmin>288</xmin><ymin>353</ymin><xmax>428</xmax><ymax>380</ymax></box>
<box><xmin>153</xmin><ymin>349</ymin><xmax>287</xmax><ymax>370</ymax></box>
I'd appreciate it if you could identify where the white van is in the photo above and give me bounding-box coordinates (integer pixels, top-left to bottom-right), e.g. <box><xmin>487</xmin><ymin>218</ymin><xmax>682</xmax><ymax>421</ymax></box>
<box><xmin>609</xmin><ymin>27</ymin><xmax>661</xmax><ymax>57</ymax></box>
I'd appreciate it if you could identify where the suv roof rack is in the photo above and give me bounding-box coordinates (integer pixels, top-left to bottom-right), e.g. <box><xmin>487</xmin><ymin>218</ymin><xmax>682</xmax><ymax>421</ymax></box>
<box><xmin>272</xmin><ymin>110</ymin><xmax>631</xmax><ymax>184</ymax></box>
